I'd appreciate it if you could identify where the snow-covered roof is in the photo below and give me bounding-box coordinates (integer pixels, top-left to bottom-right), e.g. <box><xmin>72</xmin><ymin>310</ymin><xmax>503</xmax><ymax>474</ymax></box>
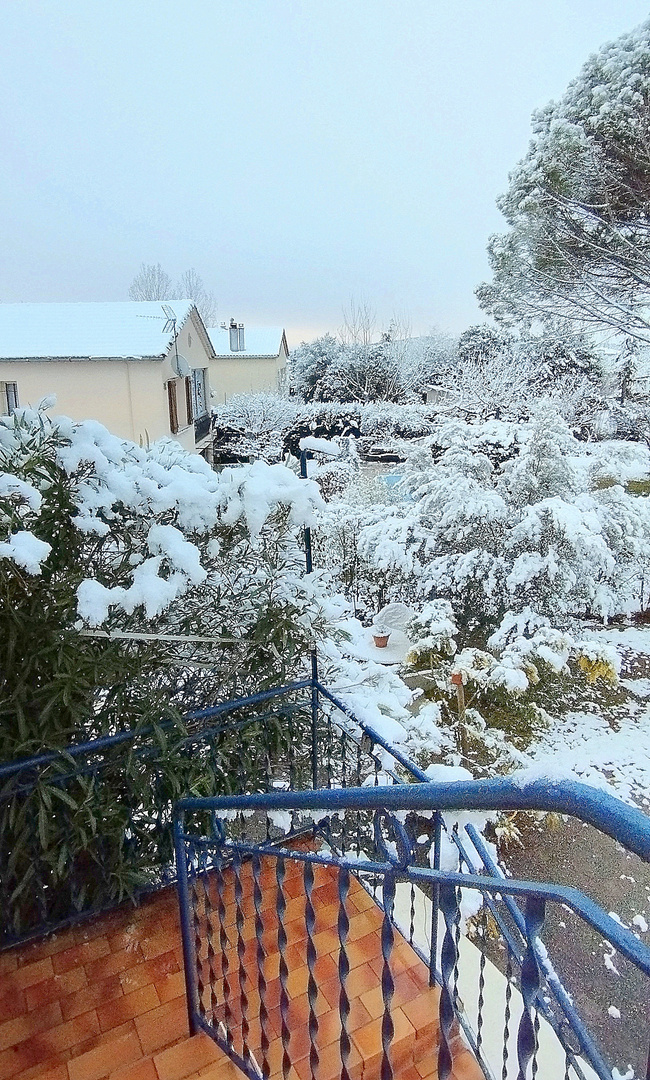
<box><xmin>0</xmin><ymin>301</ymin><xmax>196</xmax><ymax>360</ymax></box>
<box><xmin>207</xmin><ymin>325</ymin><xmax>286</xmax><ymax>358</ymax></box>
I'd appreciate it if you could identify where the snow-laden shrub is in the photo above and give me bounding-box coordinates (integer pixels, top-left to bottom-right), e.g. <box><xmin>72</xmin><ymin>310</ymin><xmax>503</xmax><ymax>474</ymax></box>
<box><xmin>322</xmin><ymin>407</ymin><xmax>650</xmax><ymax>632</ymax></box>
<box><xmin>405</xmin><ymin>599</ymin><xmax>457</xmax><ymax>660</ymax></box>
<box><xmin>0</xmin><ymin>406</ymin><xmax>332</xmax><ymax>759</ymax></box>
<box><xmin>0</xmin><ymin>407</ymin><xmax>338</xmax><ymax>930</ymax></box>
<box><xmin>212</xmin><ymin>393</ymin><xmax>437</xmax><ymax>463</ymax></box>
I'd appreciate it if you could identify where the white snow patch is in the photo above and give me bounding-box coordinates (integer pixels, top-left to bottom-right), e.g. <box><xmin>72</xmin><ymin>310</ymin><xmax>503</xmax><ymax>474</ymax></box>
<box><xmin>621</xmin><ymin>678</ymin><xmax>650</xmax><ymax>698</ymax></box>
<box><xmin>0</xmin><ymin>530</ymin><xmax>52</xmax><ymax>574</ymax></box>
<box><xmin>0</xmin><ymin>473</ymin><xmax>42</xmax><ymax>510</ymax></box>
<box><xmin>523</xmin><ymin>709</ymin><xmax>650</xmax><ymax>806</ymax></box>
<box><xmin>299</xmin><ymin>436</ymin><xmax>341</xmax><ymax>457</ymax></box>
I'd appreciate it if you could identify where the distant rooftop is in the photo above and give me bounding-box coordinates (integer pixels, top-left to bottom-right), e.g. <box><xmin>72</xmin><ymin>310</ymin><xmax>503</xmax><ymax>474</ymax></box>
<box><xmin>207</xmin><ymin>324</ymin><xmax>286</xmax><ymax>358</ymax></box>
<box><xmin>0</xmin><ymin>301</ymin><xmax>196</xmax><ymax>360</ymax></box>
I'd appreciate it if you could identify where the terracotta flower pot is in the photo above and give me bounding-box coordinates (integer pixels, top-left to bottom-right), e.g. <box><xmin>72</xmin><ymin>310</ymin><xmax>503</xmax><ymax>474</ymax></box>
<box><xmin>373</xmin><ymin>633</ymin><xmax>390</xmax><ymax>649</ymax></box>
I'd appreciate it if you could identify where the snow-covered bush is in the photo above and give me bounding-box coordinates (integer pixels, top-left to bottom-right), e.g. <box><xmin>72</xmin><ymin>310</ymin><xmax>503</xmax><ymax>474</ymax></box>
<box><xmin>212</xmin><ymin>392</ymin><xmax>302</xmax><ymax>461</ymax></box>
<box><xmin>322</xmin><ymin>407</ymin><xmax>650</xmax><ymax>633</ymax></box>
<box><xmin>0</xmin><ymin>406</ymin><xmax>331</xmax><ymax>758</ymax></box>
<box><xmin>0</xmin><ymin>407</ymin><xmax>340</xmax><ymax>932</ymax></box>
<box><xmin>405</xmin><ymin>599</ymin><xmax>457</xmax><ymax>661</ymax></box>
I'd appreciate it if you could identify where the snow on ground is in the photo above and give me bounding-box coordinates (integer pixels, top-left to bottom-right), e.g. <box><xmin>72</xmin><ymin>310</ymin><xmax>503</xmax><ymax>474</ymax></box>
<box><xmin>525</xmin><ymin>707</ymin><xmax>650</xmax><ymax>808</ymax></box>
<box><xmin>620</xmin><ymin>678</ymin><xmax>650</xmax><ymax>698</ymax></box>
<box><xmin>597</xmin><ymin>626</ymin><xmax>650</xmax><ymax>656</ymax></box>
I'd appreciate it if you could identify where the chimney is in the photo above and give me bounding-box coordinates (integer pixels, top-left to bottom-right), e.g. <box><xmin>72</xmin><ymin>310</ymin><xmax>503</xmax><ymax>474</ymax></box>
<box><xmin>228</xmin><ymin>319</ymin><xmax>245</xmax><ymax>352</ymax></box>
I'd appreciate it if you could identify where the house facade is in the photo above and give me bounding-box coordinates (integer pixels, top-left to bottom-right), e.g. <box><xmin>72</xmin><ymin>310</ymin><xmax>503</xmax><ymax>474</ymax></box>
<box><xmin>206</xmin><ymin>320</ymin><xmax>288</xmax><ymax>403</ymax></box>
<box><xmin>0</xmin><ymin>301</ymin><xmax>214</xmax><ymax>454</ymax></box>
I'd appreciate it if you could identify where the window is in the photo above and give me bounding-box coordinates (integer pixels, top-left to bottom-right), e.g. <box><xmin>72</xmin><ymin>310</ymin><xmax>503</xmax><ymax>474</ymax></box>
<box><xmin>184</xmin><ymin>377</ymin><xmax>194</xmax><ymax>425</ymax></box>
<box><xmin>0</xmin><ymin>382</ymin><xmax>19</xmax><ymax>416</ymax></box>
<box><xmin>192</xmin><ymin>368</ymin><xmax>208</xmax><ymax>418</ymax></box>
<box><xmin>167</xmin><ymin>380</ymin><xmax>179</xmax><ymax>434</ymax></box>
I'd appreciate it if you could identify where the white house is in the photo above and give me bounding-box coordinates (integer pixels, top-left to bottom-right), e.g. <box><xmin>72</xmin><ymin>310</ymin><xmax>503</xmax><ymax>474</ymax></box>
<box><xmin>0</xmin><ymin>301</ymin><xmax>214</xmax><ymax>454</ymax></box>
<box><xmin>206</xmin><ymin>319</ymin><xmax>288</xmax><ymax>403</ymax></box>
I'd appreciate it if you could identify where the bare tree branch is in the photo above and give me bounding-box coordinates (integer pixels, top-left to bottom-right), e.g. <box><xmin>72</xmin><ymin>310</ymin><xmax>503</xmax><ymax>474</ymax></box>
<box><xmin>128</xmin><ymin>263</ymin><xmax>173</xmax><ymax>301</ymax></box>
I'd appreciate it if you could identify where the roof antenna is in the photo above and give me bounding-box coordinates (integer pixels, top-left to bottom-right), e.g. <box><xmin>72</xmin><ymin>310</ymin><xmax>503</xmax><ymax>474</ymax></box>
<box><xmin>161</xmin><ymin>304</ymin><xmax>183</xmax><ymax>375</ymax></box>
<box><xmin>136</xmin><ymin>303</ymin><xmax>189</xmax><ymax>375</ymax></box>
<box><xmin>161</xmin><ymin>304</ymin><xmax>177</xmax><ymax>336</ymax></box>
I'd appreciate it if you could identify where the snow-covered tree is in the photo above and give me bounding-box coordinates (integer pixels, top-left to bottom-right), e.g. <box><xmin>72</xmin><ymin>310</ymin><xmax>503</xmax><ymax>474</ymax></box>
<box><xmin>291</xmin><ymin>331</ymin><xmax>454</xmax><ymax>404</ymax></box>
<box><xmin>316</xmin><ymin>408</ymin><xmax>650</xmax><ymax>634</ymax></box>
<box><xmin>477</xmin><ymin>19</ymin><xmax>650</xmax><ymax>343</ymax></box>
<box><xmin>457</xmin><ymin>324</ymin><xmax>513</xmax><ymax>366</ymax></box>
<box><xmin>436</xmin><ymin>349</ymin><xmax>540</xmax><ymax>420</ymax></box>
<box><xmin>339</xmin><ymin>296</ymin><xmax>377</xmax><ymax>346</ymax></box>
<box><xmin>290</xmin><ymin>335</ymin><xmax>346</xmax><ymax>401</ymax></box>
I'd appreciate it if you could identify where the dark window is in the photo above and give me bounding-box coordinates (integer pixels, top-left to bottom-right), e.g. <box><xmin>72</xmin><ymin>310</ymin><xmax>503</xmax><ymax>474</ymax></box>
<box><xmin>185</xmin><ymin>377</ymin><xmax>194</xmax><ymax>425</ymax></box>
<box><xmin>1</xmin><ymin>382</ymin><xmax>18</xmax><ymax>415</ymax></box>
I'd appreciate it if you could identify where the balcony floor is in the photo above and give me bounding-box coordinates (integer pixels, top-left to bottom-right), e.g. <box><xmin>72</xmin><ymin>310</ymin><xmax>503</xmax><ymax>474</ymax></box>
<box><xmin>0</xmin><ymin>857</ymin><xmax>482</xmax><ymax>1080</ymax></box>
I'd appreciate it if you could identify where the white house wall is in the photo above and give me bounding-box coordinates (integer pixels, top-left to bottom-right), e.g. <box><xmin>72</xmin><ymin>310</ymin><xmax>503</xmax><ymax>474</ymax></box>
<box><xmin>209</xmin><ymin>348</ymin><xmax>288</xmax><ymax>403</ymax></box>
<box><xmin>161</xmin><ymin>310</ymin><xmax>213</xmax><ymax>452</ymax></box>
<box><xmin>0</xmin><ymin>358</ymin><xmax>171</xmax><ymax>447</ymax></box>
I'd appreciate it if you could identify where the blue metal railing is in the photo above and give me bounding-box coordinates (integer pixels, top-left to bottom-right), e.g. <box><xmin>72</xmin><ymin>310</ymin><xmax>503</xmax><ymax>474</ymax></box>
<box><xmin>0</xmin><ymin>681</ymin><xmax>322</xmax><ymax>948</ymax></box>
<box><xmin>6</xmin><ymin>627</ymin><xmax>650</xmax><ymax>1080</ymax></box>
<box><xmin>174</xmin><ymin>778</ymin><xmax>650</xmax><ymax>1080</ymax></box>
<box><xmin>0</xmin><ymin>678</ymin><xmax>402</xmax><ymax>948</ymax></box>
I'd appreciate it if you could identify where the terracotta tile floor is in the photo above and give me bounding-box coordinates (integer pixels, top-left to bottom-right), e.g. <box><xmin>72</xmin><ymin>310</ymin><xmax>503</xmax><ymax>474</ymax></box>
<box><xmin>0</xmin><ymin>852</ymin><xmax>482</xmax><ymax>1080</ymax></box>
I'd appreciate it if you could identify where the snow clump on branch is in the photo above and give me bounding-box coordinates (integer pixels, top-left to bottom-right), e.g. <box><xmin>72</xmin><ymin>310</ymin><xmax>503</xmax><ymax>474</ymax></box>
<box><xmin>0</xmin><ymin>407</ymin><xmax>324</xmax><ymax>629</ymax></box>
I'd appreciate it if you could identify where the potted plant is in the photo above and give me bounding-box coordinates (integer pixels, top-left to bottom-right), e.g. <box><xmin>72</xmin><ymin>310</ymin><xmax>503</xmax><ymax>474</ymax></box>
<box><xmin>371</xmin><ymin>602</ymin><xmax>415</xmax><ymax>649</ymax></box>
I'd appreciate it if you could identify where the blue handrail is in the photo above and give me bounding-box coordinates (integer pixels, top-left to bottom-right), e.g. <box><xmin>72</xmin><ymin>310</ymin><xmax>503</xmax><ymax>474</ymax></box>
<box><xmin>316</xmin><ymin>681</ymin><xmax>431</xmax><ymax>783</ymax></box>
<box><xmin>174</xmin><ymin>780</ymin><xmax>650</xmax><ymax>1080</ymax></box>
<box><xmin>0</xmin><ymin>679</ymin><xmax>312</xmax><ymax>779</ymax></box>
<box><xmin>176</xmin><ymin>775</ymin><xmax>650</xmax><ymax>863</ymax></box>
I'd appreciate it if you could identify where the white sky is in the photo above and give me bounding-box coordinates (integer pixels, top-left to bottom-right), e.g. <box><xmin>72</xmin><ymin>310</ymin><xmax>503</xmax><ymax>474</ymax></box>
<box><xmin>0</xmin><ymin>1</ymin><xmax>648</xmax><ymax>348</ymax></box>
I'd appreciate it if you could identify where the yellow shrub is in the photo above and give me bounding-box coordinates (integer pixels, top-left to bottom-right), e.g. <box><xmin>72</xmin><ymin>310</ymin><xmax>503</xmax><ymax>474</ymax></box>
<box><xmin>577</xmin><ymin>655</ymin><xmax>618</xmax><ymax>685</ymax></box>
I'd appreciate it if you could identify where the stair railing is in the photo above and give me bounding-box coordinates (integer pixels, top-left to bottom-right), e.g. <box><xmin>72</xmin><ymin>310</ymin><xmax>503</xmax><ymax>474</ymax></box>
<box><xmin>174</xmin><ymin>778</ymin><xmax>650</xmax><ymax>1080</ymax></box>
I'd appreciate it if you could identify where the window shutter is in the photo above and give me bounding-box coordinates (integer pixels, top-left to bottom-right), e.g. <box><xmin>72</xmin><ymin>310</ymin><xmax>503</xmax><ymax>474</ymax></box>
<box><xmin>185</xmin><ymin>377</ymin><xmax>194</xmax><ymax>425</ymax></box>
<box><xmin>167</xmin><ymin>380</ymin><xmax>179</xmax><ymax>434</ymax></box>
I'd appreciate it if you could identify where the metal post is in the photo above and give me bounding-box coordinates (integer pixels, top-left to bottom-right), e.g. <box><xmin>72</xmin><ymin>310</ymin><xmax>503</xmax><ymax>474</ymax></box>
<box><xmin>300</xmin><ymin>448</ymin><xmax>319</xmax><ymax>788</ymax></box>
<box><xmin>310</xmin><ymin>649</ymin><xmax>319</xmax><ymax>789</ymax></box>
<box><xmin>429</xmin><ymin>810</ymin><xmax>442</xmax><ymax>986</ymax></box>
<box><xmin>300</xmin><ymin>450</ymin><xmax>313</xmax><ymax>575</ymax></box>
<box><xmin>451</xmin><ymin>672</ymin><xmax>468</xmax><ymax>768</ymax></box>
<box><xmin>173</xmin><ymin>812</ymin><xmax>200</xmax><ymax>1035</ymax></box>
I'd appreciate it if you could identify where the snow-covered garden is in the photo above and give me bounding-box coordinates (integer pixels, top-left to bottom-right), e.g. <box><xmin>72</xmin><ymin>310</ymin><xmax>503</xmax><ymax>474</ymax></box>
<box><xmin>5</xmin><ymin>16</ymin><xmax>650</xmax><ymax>1074</ymax></box>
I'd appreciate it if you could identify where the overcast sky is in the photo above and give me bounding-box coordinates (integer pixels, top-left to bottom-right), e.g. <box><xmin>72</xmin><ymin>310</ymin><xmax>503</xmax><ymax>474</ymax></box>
<box><xmin>0</xmin><ymin>1</ymin><xmax>649</xmax><ymax>347</ymax></box>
